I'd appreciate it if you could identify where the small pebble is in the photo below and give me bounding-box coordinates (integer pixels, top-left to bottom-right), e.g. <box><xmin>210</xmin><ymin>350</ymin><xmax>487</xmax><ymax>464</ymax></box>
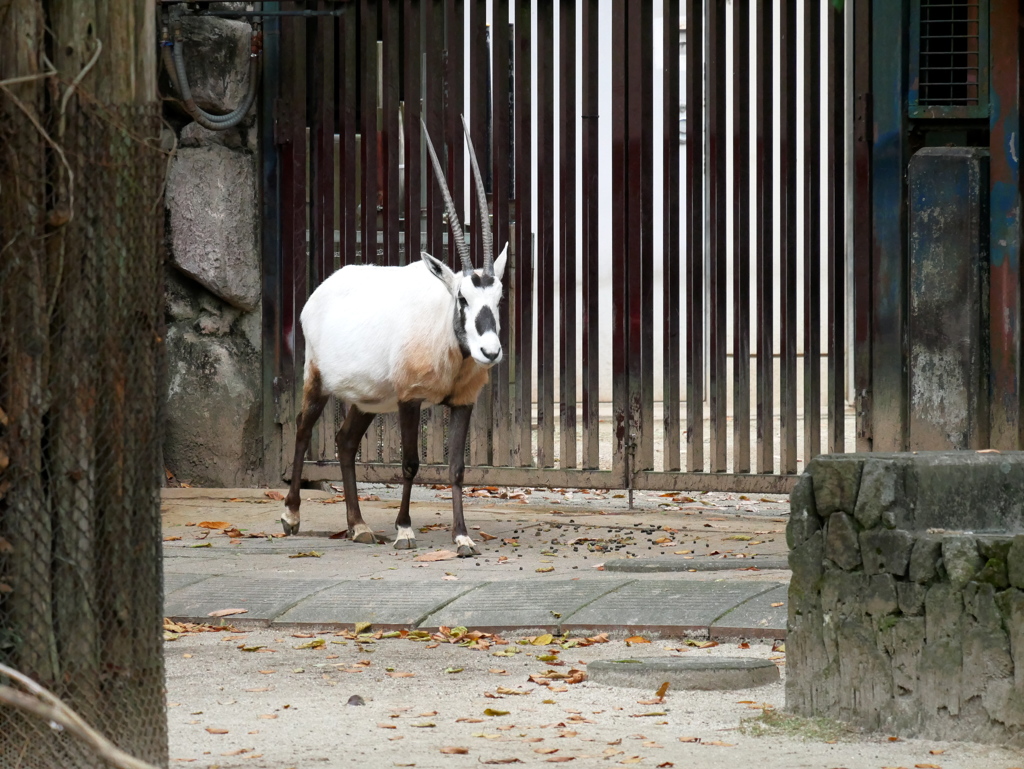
<box><xmin>347</xmin><ymin>695</ymin><xmax>365</xmax><ymax>707</ymax></box>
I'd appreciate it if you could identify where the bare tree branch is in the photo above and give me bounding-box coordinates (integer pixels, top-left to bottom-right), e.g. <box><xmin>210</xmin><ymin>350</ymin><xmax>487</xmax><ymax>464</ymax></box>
<box><xmin>0</xmin><ymin>663</ymin><xmax>160</xmax><ymax>769</ymax></box>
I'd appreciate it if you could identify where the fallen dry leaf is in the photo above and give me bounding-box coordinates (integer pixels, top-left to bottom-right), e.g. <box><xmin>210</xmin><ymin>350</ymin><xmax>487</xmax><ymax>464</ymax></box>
<box><xmin>535</xmin><ymin>748</ymin><xmax>560</xmax><ymax>755</ymax></box>
<box><xmin>387</xmin><ymin>671</ymin><xmax>416</xmax><ymax>678</ymax></box>
<box><xmin>456</xmin><ymin>717</ymin><xmax>485</xmax><ymax>723</ymax></box>
<box><xmin>479</xmin><ymin>531</ymin><xmax>498</xmax><ymax>541</ymax></box>
<box><xmin>440</xmin><ymin>746</ymin><xmax>469</xmax><ymax>755</ymax></box>
<box><xmin>770</xmin><ymin>602</ymin><xmax>785</xmax><ymax>608</ymax></box>
<box><xmin>678</xmin><ymin>737</ymin><xmax>700</xmax><ymax>743</ymax></box>
<box><xmin>413</xmin><ymin>550</ymin><xmax>459</xmax><ymax>562</ymax></box>
<box><xmin>205</xmin><ymin>727</ymin><xmax>229</xmax><ymax>734</ymax></box>
<box><xmin>545</xmin><ymin>758</ymin><xmax>575</xmax><ymax>763</ymax></box>
<box><xmin>221</xmin><ymin>750</ymin><xmax>250</xmax><ymax>757</ymax></box>
<box><xmin>197</xmin><ymin>521</ymin><xmax>232</xmax><ymax>530</ymax></box>
<box><xmin>655</xmin><ymin>681</ymin><xmax>670</xmax><ymax>699</ymax></box>
<box><xmin>702</xmin><ymin>740</ymin><xmax>732</xmax><ymax>747</ymax></box>
<box><xmin>208</xmin><ymin>608</ymin><xmax>248</xmax><ymax>618</ymax></box>
<box><xmin>624</xmin><ymin>636</ymin><xmax>651</xmax><ymax>644</ymax></box>
<box><xmin>264</xmin><ymin>490</ymin><xmax>286</xmax><ymax>501</ymax></box>
<box><xmin>914</xmin><ymin>764</ymin><xmax>942</xmax><ymax>769</ymax></box>
<box><xmin>258</xmin><ymin>714</ymin><xmax>277</xmax><ymax>720</ymax></box>
<box><xmin>377</xmin><ymin>723</ymin><xmax>397</xmax><ymax>729</ymax></box>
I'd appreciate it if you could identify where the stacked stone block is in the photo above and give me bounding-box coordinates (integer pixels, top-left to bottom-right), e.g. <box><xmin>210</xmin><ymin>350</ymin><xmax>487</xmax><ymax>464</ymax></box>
<box><xmin>787</xmin><ymin>452</ymin><xmax>1024</xmax><ymax>745</ymax></box>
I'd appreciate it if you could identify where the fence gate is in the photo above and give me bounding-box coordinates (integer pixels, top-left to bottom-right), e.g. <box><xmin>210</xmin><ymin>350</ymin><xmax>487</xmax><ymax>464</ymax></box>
<box><xmin>262</xmin><ymin>0</ymin><xmax>852</xmax><ymax>495</ymax></box>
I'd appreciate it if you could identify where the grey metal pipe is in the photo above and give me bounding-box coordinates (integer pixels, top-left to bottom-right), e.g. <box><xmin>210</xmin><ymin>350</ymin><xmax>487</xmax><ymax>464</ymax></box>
<box><xmin>164</xmin><ymin>23</ymin><xmax>261</xmax><ymax>131</ymax></box>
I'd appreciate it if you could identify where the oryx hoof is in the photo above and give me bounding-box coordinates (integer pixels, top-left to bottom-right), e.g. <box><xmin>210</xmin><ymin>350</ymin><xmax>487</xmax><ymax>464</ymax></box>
<box><xmin>393</xmin><ymin>537</ymin><xmax>417</xmax><ymax>550</ymax></box>
<box><xmin>350</xmin><ymin>530</ymin><xmax>376</xmax><ymax>545</ymax></box>
<box><xmin>457</xmin><ymin>544</ymin><xmax>479</xmax><ymax>558</ymax></box>
<box><xmin>281</xmin><ymin>519</ymin><xmax>300</xmax><ymax>536</ymax></box>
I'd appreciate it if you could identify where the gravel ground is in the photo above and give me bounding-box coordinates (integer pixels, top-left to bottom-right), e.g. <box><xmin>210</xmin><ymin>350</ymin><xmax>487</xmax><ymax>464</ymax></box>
<box><xmin>164</xmin><ymin>627</ymin><xmax>1022</xmax><ymax>769</ymax></box>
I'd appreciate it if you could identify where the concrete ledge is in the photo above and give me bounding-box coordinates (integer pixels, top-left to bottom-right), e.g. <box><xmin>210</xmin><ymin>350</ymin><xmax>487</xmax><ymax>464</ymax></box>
<box><xmin>788</xmin><ymin>452</ymin><xmax>1024</xmax><ymax>745</ymax></box>
<box><xmin>589</xmin><ymin>657</ymin><xmax>780</xmax><ymax>691</ymax></box>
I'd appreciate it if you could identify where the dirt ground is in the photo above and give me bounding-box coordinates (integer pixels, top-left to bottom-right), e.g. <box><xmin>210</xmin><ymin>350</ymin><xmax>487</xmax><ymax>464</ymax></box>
<box><xmin>164</xmin><ymin>627</ymin><xmax>1023</xmax><ymax>769</ymax></box>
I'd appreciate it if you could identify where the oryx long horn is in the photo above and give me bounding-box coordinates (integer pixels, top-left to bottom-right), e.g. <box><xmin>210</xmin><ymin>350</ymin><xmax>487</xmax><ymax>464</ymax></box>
<box><xmin>460</xmin><ymin>114</ymin><xmax>493</xmax><ymax>275</ymax></box>
<box><xmin>420</xmin><ymin>115</ymin><xmax>473</xmax><ymax>274</ymax></box>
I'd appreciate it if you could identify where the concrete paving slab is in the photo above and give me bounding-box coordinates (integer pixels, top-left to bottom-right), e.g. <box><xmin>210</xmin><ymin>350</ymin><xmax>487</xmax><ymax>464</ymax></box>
<box><xmin>710</xmin><ymin>583</ymin><xmax>789</xmax><ymax>639</ymax></box>
<box><xmin>164</xmin><ymin>575</ymin><xmax>338</xmax><ymax>624</ymax></box>
<box><xmin>588</xmin><ymin>656</ymin><xmax>780</xmax><ymax>690</ymax></box>
<box><xmin>274</xmin><ymin>580</ymin><xmax>479</xmax><ymax>629</ymax></box>
<box><xmin>604</xmin><ymin>556</ymin><xmax>789</xmax><ymax>572</ymax></box>
<box><xmin>561</xmin><ymin>580</ymin><xmax>783</xmax><ymax>638</ymax></box>
<box><xmin>163</xmin><ymin>572</ymin><xmax>215</xmax><ymax>596</ymax></box>
<box><xmin>420</xmin><ymin>579</ymin><xmax>633</xmax><ymax>632</ymax></box>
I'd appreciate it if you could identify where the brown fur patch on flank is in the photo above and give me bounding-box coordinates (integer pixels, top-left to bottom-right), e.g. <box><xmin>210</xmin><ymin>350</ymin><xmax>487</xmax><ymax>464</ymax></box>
<box><xmin>303</xmin><ymin>361</ymin><xmax>324</xmax><ymax>404</ymax></box>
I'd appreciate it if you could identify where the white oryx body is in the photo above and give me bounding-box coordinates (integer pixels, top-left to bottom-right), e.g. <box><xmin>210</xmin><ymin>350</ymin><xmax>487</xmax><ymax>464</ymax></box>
<box><xmin>282</xmin><ymin>114</ymin><xmax>506</xmax><ymax>558</ymax></box>
<box><xmin>302</xmin><ymin>257</ymin><xmax>502</xmax><ymax>415</ymax></box>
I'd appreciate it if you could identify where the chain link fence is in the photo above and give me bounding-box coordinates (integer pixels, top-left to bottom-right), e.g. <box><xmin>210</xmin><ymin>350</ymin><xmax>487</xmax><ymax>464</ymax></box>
<box><xmin>0</xmin><ymin>82</ymin><xmax>168</xmax><ymax>767</ymax></box>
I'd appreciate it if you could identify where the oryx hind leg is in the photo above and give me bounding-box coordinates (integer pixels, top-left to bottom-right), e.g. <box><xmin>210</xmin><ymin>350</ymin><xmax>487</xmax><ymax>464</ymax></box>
<box><xmin>337</xmin><ymin>404</ymin><xmax>377</xmax><ymax>543</ymax></box>
<box><xmin>282</xmin><ymin>366</ymin><xmax>329</xmax><ymax>536</ymax></box>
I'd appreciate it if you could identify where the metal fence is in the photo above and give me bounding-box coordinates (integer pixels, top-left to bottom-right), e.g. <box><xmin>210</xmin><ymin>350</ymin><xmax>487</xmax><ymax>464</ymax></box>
<box><xmin>0</xmin><ymin>86</ymin><xmax>167</xmax><ymax>767</ymax></box>
<box><xmin>264</xmin><ymin>0</ymin><xmax>851</xmax><ymax>495</ymax></box>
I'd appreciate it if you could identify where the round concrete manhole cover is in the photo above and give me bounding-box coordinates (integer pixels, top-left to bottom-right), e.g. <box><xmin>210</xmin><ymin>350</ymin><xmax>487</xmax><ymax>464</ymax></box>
<box><xmin>589</xmin><ymin>656</ymin><xmax>780</xmax><ymax>691</ymax></box>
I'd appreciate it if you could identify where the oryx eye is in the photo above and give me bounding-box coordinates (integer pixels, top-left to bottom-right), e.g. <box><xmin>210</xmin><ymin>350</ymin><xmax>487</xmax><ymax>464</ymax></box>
<box><xmin>458</xmin><ymin>296</ymin><xmax>468</xmax><ymax>308</ymax></box>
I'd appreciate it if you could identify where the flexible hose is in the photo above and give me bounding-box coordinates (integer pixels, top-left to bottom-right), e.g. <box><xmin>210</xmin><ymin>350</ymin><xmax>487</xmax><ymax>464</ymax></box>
<box><xmin>164</xmin><ymin>24</ymin><xmax>261</xmax><ymax>131</ymax></box>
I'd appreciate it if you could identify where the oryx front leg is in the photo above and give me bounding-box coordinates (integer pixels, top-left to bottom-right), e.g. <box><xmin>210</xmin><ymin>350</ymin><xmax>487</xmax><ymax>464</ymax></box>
<box><xmin>337</xmin><ymin>405</ymin><xmax>377</xmax><ymax>544</ymax></box>
<box><xmin>282</xmin><ymin>367</ymin><xmax>329</xmax><ymax>535</ymax></box>
<box><xmin>448</xmin><ymin>404</ymin><xmax>478</xmax><ymax>558</ymax></box>
<box><xmin>393</xmin><ymin>401</ymin><xmax>422</xmax><ymax>550</ymax></box>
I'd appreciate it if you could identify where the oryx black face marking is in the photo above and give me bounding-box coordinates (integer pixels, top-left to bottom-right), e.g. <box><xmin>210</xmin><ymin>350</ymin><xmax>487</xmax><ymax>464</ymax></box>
<box><xmin>454</xmin><ymin>295</ymin><xmax>471</xmax><ymax>357</ymax></box>
<box><xmin>475</xmin><ymin>305</ymin><xmax>497</xmax><ymax>336</ymax></box>
<box><xmin>470</xmin><ymin>273</ymin><xmax>495</xmax><ymax>289</ymax></box>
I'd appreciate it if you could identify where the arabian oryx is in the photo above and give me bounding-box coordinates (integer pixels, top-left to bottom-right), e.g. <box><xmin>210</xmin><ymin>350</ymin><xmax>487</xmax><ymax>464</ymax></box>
<box><xmin>281</xmin><ymin>115</ymin><xmax>507</xmax><ymax>558</ymax></box>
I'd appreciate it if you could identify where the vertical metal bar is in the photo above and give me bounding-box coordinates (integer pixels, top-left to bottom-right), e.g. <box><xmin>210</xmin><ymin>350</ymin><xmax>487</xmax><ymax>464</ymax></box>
<box><xmin>684</xmin><ymin>0</ymin><xmax>704</xmax><ymax>473</ymax></box>
<box><xmin>380</xmin><ymin>0</ymin><xmax>402</xmax><ymax>464</ymax></box>
<box><xmin>310</xmin><ymin>7</ymin><xmax>335</xmax><ymax>461</ymax></box>
<box><xmin>637</xmin><ymin>0</ymin><xmax>655</xmax><ymax>474</ymax></box>
<box><xmin>559</xmin><ymin>0</ymin><xmax>577</xmax><ymax>469</ymax></box>
<box><xmin>707</xmin><ymin>0</ymin><xmax>727</xmax><ymax>473</ymax></box>
<box><xmin>612</xmin><ymin>0</ymin><xmax>629</xmax><ymax>483</ymax></box>
<box><xmin>361</xmin><ymin>0</ymin><xmax>379</xmax><ymax>268</ymax></box>
<box><xmin>663</xmin><ymin>0</ymin><xmax>681</xmax><ymax>472</ymax></box>
<box><xmin>732</xmin><ymin>0</ymin><xmax>751</xmax><ymax>473</ymax></box>
<box><xmin>404</xmin><ymin>0</ymin><xmax>421</xmax><ymax>264</ymax></box>
<box><xmin>537</xmin><ymin>2</ymin><xmax>556</xmax><ymax>468</ymax></box>
<box><xmin>989</xmin><ymin>0</ymin><xmax>1021</xmax><ymax>449</ymax></box>
<box><xmin>359</xmin><ymin>0</ymin><xmax>380</xmax><ymax>463</ymax></box>
<box><xmin>491</xmin><ymin>6</ymin><xmax>512</xmax><ymax>466</ymax></box>
<box><xmin>755</xmin><ymin>0</ymin><xmax>774</xmax><ymax>473</ymax></box>
<box><xmin>445</xmin><ymin>0</ymin><xmax>465</xmax><ymax>272</ymax></box>
<box><xmin>827</xmin><ymin>0</ymin><xmax>846</xmax><ymax>454</ymax></box>
<box><xmin>425</xmin><ymin>0</ymin><xmax>446</xmax><ymax>465</ymax></box>
<box><xmin>803</xmin><ymin>0</ymin><xmax>821</xmax><ymax>465</ymax></box>
<box><xmin>778</xmin><ymin>0</ymin><xmax>798</xmax><ymax>474</ymax></box>
<box><xmin>469</xmin><ymin>0</ymin><xmax>491</xmax><ymax>466</ymax></box>
<box><xmin>339</xmin><ymin>4</ymin><xmax>358</xmax><ymax>271</ymax></box>
<box><xmin>853</xmin><ymin>0</ymin><xmax>872</xmax><ymax>452</ymax></box>
<box><xmin>581</xmin><ymin>0</ymin><xmax>601</xmax><ymax>469</ymax></box>
<box><xmin>260</xmin><ymin>8</ymin><xmax>283</xmax><ymax>478</ymax></box>
<box><xmin>335</xmin><ymin>1</ymin><xmax>358</xmax><ymax>464</ymax></box>
<box><xmin>513</xmin><ymin>0</ymin><xmax>534</xmax><ymax>466</ymax></box>
<box><xmin>382</xmin><ymin>1</ymin><xmax>400</xmax><ymax>270</ymax></box>
<box><xmin>295</xmin><ymin>11</ymin><xmax>311</xmax><ymax>461</ymax></box>
<box><xmin>870</xmin><ymin>0</ymin><xmax>908</xmax><ymax>452</ymax></box>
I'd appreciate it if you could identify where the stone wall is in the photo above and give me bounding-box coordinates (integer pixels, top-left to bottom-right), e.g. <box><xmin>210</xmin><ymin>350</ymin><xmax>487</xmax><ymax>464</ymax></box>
<box><xmin>162</xmin><ymin>14</ymin><xmax>263</xmax><ymax>486</ymax></box>
<box><xmin>787</xmin><ymin>452</ymin><xmax>1024</xmax><ymax>746</ymax></box>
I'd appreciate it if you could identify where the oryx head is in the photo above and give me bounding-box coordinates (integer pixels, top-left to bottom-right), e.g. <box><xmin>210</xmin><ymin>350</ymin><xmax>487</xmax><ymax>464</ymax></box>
<box><xmin>421</xmin><ymin>115</ymin><xmax>508</xmax><ymax>367</ymax></box>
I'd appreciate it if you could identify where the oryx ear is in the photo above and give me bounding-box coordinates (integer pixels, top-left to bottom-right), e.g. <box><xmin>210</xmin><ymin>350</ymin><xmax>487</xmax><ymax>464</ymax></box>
<box><xmin>421</xmin><ymin>251</ymin><xmax>459</xmax><ymax>295</ymax></box>
<box><xmin>492</xmin><ymin>243</ymin><xmax>509</xmax><ymax>282</ymax></box>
